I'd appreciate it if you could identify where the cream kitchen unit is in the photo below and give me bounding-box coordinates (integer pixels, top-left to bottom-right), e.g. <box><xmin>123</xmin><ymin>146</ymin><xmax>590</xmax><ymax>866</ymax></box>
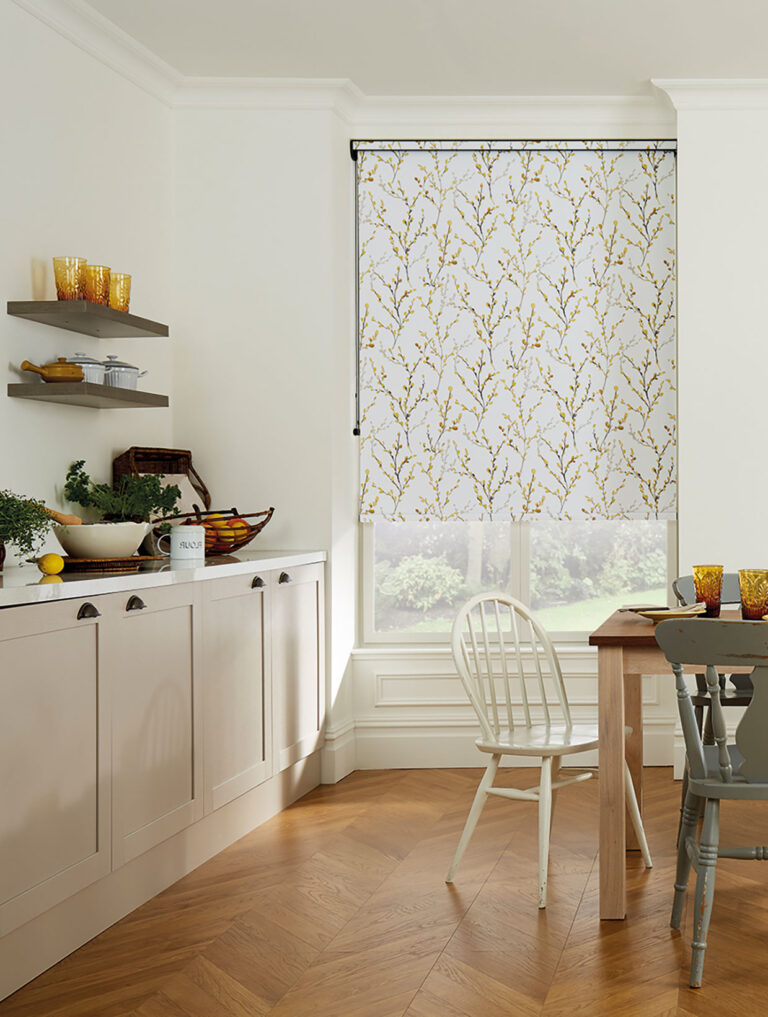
<box><xmin>0</xmin><ymin>551</ymin><xmax>325</xmax><ymax>1000</ymax></box>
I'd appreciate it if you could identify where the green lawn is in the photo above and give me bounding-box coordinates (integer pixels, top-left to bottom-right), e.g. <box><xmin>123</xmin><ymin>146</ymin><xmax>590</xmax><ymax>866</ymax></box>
<box><xmin>382</xmin><ymin>586</ymin><xmax>668</xmax><ymax>636</ymax></box>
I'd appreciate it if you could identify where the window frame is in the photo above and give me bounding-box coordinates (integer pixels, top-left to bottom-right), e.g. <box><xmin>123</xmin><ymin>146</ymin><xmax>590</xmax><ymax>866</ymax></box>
<box><xmin>359</xmin><ymin>519</ymin><xmax>678</xmax><ymax>646</ymax></box>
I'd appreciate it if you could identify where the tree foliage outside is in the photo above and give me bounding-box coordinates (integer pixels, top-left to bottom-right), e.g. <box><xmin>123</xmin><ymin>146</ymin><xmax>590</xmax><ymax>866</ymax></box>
<box><xmin>372</xmin><ymin>520</ymin><xmax>668</xmax><ymax>633</ymax></box>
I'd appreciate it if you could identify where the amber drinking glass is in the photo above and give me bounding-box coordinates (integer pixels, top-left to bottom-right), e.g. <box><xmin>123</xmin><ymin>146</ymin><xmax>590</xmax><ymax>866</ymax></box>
<box><xmin>693</xmin><ymin>564</ymin><xmax>724</xmax><ymax>618</ymax></box>
<box><xmin>52</xmin><ymin>257</ymin><xmax>86</xmax><ymax>300</ymax></box>
<box><xmin>738</xmin><ymin>569</ymin><xmax>768</xmax><ymax>620</ymax></box>
<box><xmin>84</xmin><ymin>264</ymin><xmax>111</xmax><ymax>305</ymax></box>
<box><xmin>108</xmin><ymin>272</ymin><xmax>131</xmax><ymax>312</ymax></box>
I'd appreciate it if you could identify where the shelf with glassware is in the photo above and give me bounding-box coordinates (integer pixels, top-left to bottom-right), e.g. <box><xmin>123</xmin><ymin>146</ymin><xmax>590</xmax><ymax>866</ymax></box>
<box><xmin>7</xmin><ymin>300</ymin><xmax>168</xmax><ymax>339</ymax></box>
<box><xmin>6</xmin><ymin>300</ymin><xmax>170</xmax><ymax>408</ymax></box>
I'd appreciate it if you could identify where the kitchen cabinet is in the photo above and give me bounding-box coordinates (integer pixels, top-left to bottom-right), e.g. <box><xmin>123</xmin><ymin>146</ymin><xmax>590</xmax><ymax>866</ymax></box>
<box><xmin>0</xmin><ymin>597</ymin><xmax>110</xmax><ymax>935</ymax></box>
<box><xmin>0</xmin><ymin>551</ymin><xmax>325</xmax><ymax>969</ymax></box>
<box><xmin>105</xmin><ymin>585</ymin><xmax>203</xmax><ymax>867</ymax></box>
<box><xmin>203</xmin><ymin>571</ymin><xmax>270</xmax><ymax>812</ymax></box>
<box><xmin>271</xmin><ymin>563</ymin><xmax>325</xmax><ymax>772</ymax></box>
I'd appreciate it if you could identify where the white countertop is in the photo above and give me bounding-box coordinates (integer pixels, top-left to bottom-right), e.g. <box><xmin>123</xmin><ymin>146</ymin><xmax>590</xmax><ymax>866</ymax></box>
<box><xmin>0</xmin><ymin>550</ymin><xmax>327</xmax><ymax>608</ymax></box>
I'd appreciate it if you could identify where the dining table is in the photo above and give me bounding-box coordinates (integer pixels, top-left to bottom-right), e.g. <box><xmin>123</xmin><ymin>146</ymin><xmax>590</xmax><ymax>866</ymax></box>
<box><xmin>589</xmin><ymin>607</ymin><xmax>750</xmax><ymax>920</ymax></box>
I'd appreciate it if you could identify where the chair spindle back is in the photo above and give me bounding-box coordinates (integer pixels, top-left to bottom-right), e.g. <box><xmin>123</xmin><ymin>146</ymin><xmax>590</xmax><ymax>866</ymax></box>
<box><xmin>656</xmin><ymin>618</ymin><xmax>768</xmax><ymax>782</ymax></box>
<box><xmin>452</xmin><ymin>593</ymin><xmax>571</xmax><ymax>742</ymax></box>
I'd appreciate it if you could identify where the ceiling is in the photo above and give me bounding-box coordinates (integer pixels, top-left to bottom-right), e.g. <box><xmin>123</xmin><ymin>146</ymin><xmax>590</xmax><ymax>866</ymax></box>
<box><xmin>85</xmin><ymin>0</ymin><xmax>768</xmax><ymax>96</ymax></box>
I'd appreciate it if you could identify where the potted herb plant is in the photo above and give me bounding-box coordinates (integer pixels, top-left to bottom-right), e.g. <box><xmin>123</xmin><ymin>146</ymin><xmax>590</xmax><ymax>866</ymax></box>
<box><xmin>55</xmin><ymin>461</ymin><xmax>181</xmax><ymax>559</ymax></box>
<box><xmin>0</xmin><ymin>490</ymin><xmax>52</xmax><ymax>570</ymax></box>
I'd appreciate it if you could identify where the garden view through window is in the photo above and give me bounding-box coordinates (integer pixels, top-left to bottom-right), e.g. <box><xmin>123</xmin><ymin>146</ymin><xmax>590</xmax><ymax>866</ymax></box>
<box><xmin>371</xmin><ymin>520</ymin><xmax>670</xmax><ymax>636</ymax></box>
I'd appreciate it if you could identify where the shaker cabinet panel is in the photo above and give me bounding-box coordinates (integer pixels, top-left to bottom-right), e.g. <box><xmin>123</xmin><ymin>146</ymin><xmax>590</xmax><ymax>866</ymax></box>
<box><xmin>107</xmin><ymin>586</ymin><xmax>203</xmax><ymax>867</ymax></box>
<box><xmin>203</xmin><ymin>574</ymin><xmax>271</xmax><ymax>812</ymax></box>
<box><xmin>271</xmin><ymin>563</ymin><xmax>325</xmax><ymax>772</ymax></box>
<box><xmin>0</xmin><ymin>599</ymin><xmax>110</xmax><ymax>934</ymax></box>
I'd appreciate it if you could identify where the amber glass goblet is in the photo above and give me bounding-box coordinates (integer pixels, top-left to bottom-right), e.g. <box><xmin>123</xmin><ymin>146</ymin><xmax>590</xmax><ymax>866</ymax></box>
<box><xmin>52</xmin><ymin>257</ymin><xmax>86</xmax><ymax>300</ymax></box>
<box><xmin>738</xmin><ymin>569</ymin><xmax>768</xmax><ymax>620</ymax></box>
<box><xmin>108</xmin><ymin>272</ymin><xmax>131</xmax><ymax>312</ymax></box>
<box><xmin>84</xmin><ymin>264</ymin><xmax>111</xmax><ymax>305</ymax></box>
<box><xmin>693</xmin><ymin>564</ymin><xmax>724</xmax><ymax>618</ymax></box>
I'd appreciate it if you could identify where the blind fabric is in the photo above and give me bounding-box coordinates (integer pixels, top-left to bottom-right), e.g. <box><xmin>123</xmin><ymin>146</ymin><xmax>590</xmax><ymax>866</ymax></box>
<box><xmin>357</xmin><ymin>141</ymin><xmax>676</xmax><ymax>522</ymax></box>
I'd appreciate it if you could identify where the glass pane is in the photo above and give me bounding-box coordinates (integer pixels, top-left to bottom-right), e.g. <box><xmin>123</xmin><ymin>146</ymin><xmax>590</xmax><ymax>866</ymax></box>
<box><xmin>529</xmin><ymin>520</ymin><xmax>669</xmax><ymax>633</ymax></box>
<box><xmin>372</xmin><ymin>521</ymin><xmax>515</xmax><ymax>634</ymax></box>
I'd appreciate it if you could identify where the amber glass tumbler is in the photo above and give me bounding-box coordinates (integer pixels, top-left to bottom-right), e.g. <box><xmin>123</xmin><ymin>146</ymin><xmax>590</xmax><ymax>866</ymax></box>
<box><xmin>84</xmin><ymin>264</ymin><xmax>111</xmax><ymax>305</ymax></box>
<box><xmin>53</xmin><ymin>257</ymin><xmax>86</xmax><ymax>300</ymax></box>
<box><xmin>738</xmin><ymin>569</ymin><xmax>768</xmax><ymax>620</ymax></box>
<box><xmin>693</xmin><ymin>564</ymin><xmax>723</xmax><ymax>618</ymax></box>
<box><xmin>108</xmin><ymin>272</ymin><xmax>131</xmax><ymax>312</ymax></box>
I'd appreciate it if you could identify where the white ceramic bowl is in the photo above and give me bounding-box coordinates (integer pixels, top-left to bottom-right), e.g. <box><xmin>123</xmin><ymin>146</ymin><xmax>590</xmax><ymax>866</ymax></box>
<box><xmin>53</xmin><ymin>521</ymin><xmax>151</xmax><ymax>559</ymax></box>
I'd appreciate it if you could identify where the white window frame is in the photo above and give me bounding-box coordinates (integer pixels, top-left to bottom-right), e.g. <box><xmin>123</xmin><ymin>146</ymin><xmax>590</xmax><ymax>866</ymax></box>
<box><xmin>360</xmin><ymin>519</ymin><xmax>678</xmax><ymax>646</ymax></box>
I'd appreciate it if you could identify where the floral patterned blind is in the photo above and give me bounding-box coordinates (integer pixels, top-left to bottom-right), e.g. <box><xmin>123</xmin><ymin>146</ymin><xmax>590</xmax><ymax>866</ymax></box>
<box><xmin>355</xmin><ymin>140</ymin><xmax>676</xmax><ymax>522</ymax></box>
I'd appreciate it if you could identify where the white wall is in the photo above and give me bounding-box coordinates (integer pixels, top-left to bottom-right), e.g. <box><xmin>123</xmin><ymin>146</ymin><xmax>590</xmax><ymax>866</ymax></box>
<box><xmin>0</xmin><ymin>3</ymin><xmax>173</xmax><ymax>562</ymax></box>
<box><xmin>674</xmin><ymin>104</ymin><xmax>768</xmax><ymax>573</ymax></box>
<box><xmin>171</xmin><ymin>106</ymin><xmax>357</xmax><ymax>778</ymax></box>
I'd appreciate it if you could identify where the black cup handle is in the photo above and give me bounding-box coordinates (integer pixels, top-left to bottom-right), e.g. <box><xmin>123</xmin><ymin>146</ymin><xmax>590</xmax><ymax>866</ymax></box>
<box><xmin>126</xmin><ymin>595</ymin><xmax>147</xmax><ymax>611</ymax></box>
<box><xmin>251</xmin><ymin>576</ymin><xmax>265</xmax><ymax>589</ymax></box>
<box><xmin>278</xmin><ymin>572</ymin><xmax>291</xmax><ymax>584</ymax></box>
<box><xmin>77</xmin><ymin>602</ymin><xmax>101</xmax><ymax>620</ymax></box>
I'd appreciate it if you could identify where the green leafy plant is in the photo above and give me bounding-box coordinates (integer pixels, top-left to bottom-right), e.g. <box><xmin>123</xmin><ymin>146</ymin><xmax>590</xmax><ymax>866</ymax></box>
<box><xmin>64</xmin><ymin>460</ymin><xmax>181</xmax><ymax>523</ymax></box>
<box><xmin>0</xmin><ymin>490</ymin><xmax>51</xmax><ymax>561</ymax></box>
<box><xmin>378</xmin><ymin>554</ymin><xmax>465</xmax><ymax>613</ymax></box>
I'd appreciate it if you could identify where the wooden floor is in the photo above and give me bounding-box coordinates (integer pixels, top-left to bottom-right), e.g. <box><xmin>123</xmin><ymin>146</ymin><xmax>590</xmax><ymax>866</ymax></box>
<box><xmin>4</xmin><ymin>767</ymin><xmax>768</xmax><ymax>1017</ymax></box>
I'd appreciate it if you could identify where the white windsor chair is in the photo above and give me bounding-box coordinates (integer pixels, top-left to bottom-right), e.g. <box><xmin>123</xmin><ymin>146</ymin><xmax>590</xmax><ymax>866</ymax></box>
<box><xmin>446</xmin><ymin>593</ymin><xmax>651</xmax><ymax>908</ymax></box>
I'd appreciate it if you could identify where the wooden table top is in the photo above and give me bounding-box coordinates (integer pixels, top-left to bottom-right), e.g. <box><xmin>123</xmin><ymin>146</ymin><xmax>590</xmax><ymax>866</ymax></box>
<box><xmin>589</xmin><ymin>608</ymin><xmax>744</xmax><ymax>647</ymax></box>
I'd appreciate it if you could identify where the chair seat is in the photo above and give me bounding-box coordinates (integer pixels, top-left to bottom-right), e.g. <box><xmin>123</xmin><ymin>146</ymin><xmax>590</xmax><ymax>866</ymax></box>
<box><xmin>476</xmin><ymin>723</ymin><xmax>600</xmax><ymax>756</ymax></box>
<box><xmin>686</xmin><ymin>744</ymin><xmax>768</xmax><ymax>798</ymax></box>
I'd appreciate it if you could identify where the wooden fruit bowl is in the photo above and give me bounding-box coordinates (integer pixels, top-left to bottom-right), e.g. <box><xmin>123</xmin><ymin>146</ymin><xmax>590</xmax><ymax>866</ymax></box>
<box><xmin>156</xmin><ymin>506</ymin><xmax>274</xmax><ymax>556</ymax></box>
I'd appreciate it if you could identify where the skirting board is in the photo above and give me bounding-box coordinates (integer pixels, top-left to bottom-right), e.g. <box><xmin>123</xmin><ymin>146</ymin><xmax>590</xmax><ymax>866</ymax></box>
<box><xmin>0</xmin><ymin>752</ymin><xmax>321</xmax><ymax>1003</ymax></box>
<box><xmin>353</xmin><ymin>722</ymin><xmax>675</xmax><ymax>771</ymax></box>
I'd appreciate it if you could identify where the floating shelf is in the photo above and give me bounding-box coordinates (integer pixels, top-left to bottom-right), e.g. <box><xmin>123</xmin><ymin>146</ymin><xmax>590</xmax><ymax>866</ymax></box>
<box><xmin>7</xmin><ymin>300</ymin><xmax>168</xmax><ymax>339</ymax></box>
<box><xmin>7</xmin><ymin>382</ymin><xmax>169</xmax><ymax>409</ymax></box>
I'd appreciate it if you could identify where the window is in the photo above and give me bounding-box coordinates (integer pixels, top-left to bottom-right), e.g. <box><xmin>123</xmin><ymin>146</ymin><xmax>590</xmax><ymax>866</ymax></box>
<box><xmin>354</xmin><ymin>140</ymin><xmax>677</xmax><ymax>641</ymax></box>
<box><xmin>363</xmin><ymin>519</ymin><xmax>675</xmax><ymax>641</ymax></box>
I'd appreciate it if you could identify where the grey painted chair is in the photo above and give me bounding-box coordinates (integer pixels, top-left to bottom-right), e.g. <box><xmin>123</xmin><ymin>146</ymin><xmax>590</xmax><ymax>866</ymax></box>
<box><xmin>672</xmin><ymin>575</ymin><xmax>754</xmax><ymax>833</ymax></box>
<box><xmin>447</xmin><ymin>593</ymin><xmax>651</xmax><ymax>909</ymax></box>
<box><xmin>655</xmin><ymin>618</ymin><xmax>768</xmax><ymax>987</ymax></box>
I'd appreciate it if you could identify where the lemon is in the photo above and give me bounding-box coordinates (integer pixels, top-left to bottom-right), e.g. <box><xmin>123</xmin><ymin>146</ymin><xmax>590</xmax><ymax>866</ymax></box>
<box><xmin>38</xmin><ymin>574</ymin><xmax>63</xmax><ymax>584</ymax></box>
<box><xmin>38</xmin><ymin>553</ymin><xmax>65</xmax><ymax>576</ymax></box>
<box><xmin>206</xmin><ymin>514</ymin><xmax>230</xmax><ymax>530</ymax></box>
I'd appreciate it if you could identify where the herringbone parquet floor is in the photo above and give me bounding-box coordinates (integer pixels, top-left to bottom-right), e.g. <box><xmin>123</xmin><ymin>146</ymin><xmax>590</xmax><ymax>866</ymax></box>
<box><xmin>3</xmin><ymin>767</ymin><xmax>768</xmax><ymax>1017</ymax></box>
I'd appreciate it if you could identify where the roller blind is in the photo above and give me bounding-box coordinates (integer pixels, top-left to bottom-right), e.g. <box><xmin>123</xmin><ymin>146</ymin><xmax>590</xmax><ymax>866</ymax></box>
<box><xmin>355</xmin><ymin>140</ymin><xmax>676</xmax><ymax>522</ymax></box>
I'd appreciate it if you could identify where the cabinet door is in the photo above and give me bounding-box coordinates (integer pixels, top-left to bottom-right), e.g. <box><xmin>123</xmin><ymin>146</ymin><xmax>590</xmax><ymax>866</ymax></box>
<box><xmin>203</xmin><ymin>572</ymin><xmax>271</xmax><ymax>812</ymax></box>
<box><xmin>105</xmin><ymin>585</ymin><xmax>203</xmax><ymax>867</ymax></box>
<box><xmin>271</xmin><ymin>563</ymin><xmax>325</xmax><ymax>772</ymax></box>
<box><xmin>0</xmin><ymin>597</ymin><xmax>110</xmax><ymax>934</ymax></box>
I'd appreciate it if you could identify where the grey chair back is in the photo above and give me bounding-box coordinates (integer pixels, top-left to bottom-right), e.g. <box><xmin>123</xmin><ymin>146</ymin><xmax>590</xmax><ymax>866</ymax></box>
<box><xmin>655</xmin><ymin>619</ymin><xmax>768</xmax><ymax>782</ymax></box>
<box><xmin>672</xmin><ymin>573</ymin><xmax>741</xmax><ymax>607</ymax></box>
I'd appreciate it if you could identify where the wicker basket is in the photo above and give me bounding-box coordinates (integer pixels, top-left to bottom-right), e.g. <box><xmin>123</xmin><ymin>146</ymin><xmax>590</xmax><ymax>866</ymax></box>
<box><xmin>113</xmin><ymin>447</ymin><xmax>211</xmax><ymax>511</ymax></box>
<box><xmin>157</xmin><ymin>506</ymin><xmax>274</xmax><ymax>556</ymax></box>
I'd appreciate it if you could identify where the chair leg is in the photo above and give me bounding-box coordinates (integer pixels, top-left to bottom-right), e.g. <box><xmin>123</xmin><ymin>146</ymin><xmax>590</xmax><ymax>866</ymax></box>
<box><xmin>702</xmin><ymin>707</ymin><xmax>715</xmax><ymax>746</ymax></box>
<box><xmin>538</xmin><ymin>756</ymin><xmax>553</xmax><ymax>909</ymax></box>
<box><xmin>623</xmin><ymin>761</ymin><xmax>652</xmax><ymax>868</ymax></box>
<box><xmin>690</xmin><ymin>798</ymin><xmax>719</xmax><ymax>988</ymax></box>
<box><xmin>445</xmin><ymin>754</ymin><xmax>500</xmax><ymax>883</ymax></box>
<box><xmin>549</xmin><ymin>755</ymin><xmax>562</xmax><ymax>833</ymax></box>
<box><xmin>672</xmin><ymin>789</ymin><xmax>701</xmax><ymax>929</ymax></box>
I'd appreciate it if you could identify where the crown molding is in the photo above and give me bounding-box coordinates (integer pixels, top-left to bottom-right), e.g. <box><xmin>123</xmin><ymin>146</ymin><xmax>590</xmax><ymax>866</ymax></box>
<box><xmin>13</xmin><ymin>0</ymin><xmax>181</xmax><ymax>103</ymax></box>
<box><xmin>653</xmin><ymin>78</ymin><xmax>768</xmax><ymax>111</ymax></box>
<box><xmin>13</xmin><ymin>0</ymin><xmax>675</xmax><ymax>133</ymax></box>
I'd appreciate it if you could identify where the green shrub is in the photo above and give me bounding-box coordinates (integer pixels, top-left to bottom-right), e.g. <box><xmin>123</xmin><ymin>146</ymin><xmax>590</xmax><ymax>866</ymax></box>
<box><xmin>377</xmin><ymin>554</ymin><xmax>465</xmax><ymax>613</ymax></box>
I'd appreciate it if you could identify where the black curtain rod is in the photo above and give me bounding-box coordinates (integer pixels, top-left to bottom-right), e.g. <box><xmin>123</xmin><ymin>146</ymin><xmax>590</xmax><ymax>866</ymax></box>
<box><xmin>350</xmin><ymin>140</ymin><xmax>676</xmax><ymax>160</ymax></box>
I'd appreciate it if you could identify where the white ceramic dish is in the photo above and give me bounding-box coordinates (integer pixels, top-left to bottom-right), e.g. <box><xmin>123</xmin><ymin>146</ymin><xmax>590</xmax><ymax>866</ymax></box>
<box><xmin>53</xmin><ymin>521</ymin><xmax>151</xmax><ymax>559</ymax></box>
<box><xmin>634</xmin><ymin>603</ymin><xmax>707</xmax><ymax>622</ymax></box>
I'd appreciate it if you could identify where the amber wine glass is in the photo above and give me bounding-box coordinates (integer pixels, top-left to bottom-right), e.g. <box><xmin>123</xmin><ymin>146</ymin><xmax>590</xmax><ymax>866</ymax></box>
<box><xmin>738</xmin><ymin>569</ymin><xmax>768</xmax><ymax>620</ymax></box>
<box><xmin>693</xmin><ymin>564</ymin><xmax>723</xmax><ymax>618</ymax></box>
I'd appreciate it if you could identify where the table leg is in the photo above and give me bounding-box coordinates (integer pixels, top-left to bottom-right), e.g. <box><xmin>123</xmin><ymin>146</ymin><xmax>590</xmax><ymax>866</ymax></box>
<box><xmin>624</xmin><ymin>673</ymin><xmax>643</xmax><ymax>851</ymax></box>
<box><xmin>599</xmin><ymin>645</ymin><xmax>626</xmax><ymax>920</ymax></box>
